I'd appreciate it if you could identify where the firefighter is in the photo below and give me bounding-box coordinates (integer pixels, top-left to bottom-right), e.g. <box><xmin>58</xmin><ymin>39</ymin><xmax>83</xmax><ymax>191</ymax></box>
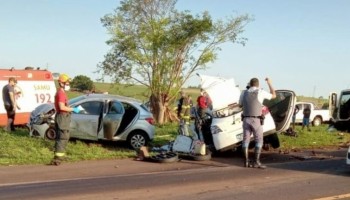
<box><xmin>51</xmin><ymin>74</ymin><xmax>81</xmax><ymax>165</ymax></box>
<box><xmin>179</xmin><ymin>95</ymin><xmax>192</xmax><ymax>136</ymax></box>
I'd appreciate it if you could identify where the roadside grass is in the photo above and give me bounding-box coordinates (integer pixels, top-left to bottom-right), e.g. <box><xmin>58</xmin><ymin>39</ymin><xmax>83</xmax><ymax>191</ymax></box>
<box><xmin>279</xmin><ymin>124</ymin><xmax>350</xmax><ymax>150</ymax></box>
<box><xmin>1</xmin><ymin>123</ymin><xmax>350</xmax><ymax>166</ymax></box>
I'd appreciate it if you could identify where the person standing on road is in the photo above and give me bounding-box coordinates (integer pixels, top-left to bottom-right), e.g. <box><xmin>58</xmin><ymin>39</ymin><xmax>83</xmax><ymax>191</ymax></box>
<box><xmin>2</xmin><ymin>77</ymin><xmax>20</xmax><ymax>132</ymax></box>
<box><xmin>239</xmin><ymin>77</ymin><xmax>276</xmax><ymax>169</ymax></box>
<box><xmin>302</xmin><ymin>105</ymin><xmax>311</xmax><ymax>131</ymax></box>
<box><xmin>51</xmin><ymin>74</ymin><xmax>81</xmax><ymax>165</ymax></box>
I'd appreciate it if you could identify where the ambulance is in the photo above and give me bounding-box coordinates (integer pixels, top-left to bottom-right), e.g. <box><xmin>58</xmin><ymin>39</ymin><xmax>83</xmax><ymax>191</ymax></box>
<box><xmin>0</xmin><ymin>67</ymin><xmax>56</xmax><ymax>127</ymax></box>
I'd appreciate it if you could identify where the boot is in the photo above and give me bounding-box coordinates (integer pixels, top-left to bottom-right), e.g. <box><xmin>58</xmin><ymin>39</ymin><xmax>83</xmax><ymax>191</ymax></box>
<box><xmin>253</xmin><ymin>147</ymin><xmax>266</xmax><ymax>169</ymax></box>
<box><xmin>50</xmin><ymin>156</ymin><xmax>62</xmax><ymax>166</ymax></box>
<box><xmin>243</xmin><ymin>147</ymin><xmax>250</xmax><ymax>168</ymax></box>
<box><xmin>50</xmin><ymin>155</ymin><xmax>68</xmax><ymax>166</ymax></box>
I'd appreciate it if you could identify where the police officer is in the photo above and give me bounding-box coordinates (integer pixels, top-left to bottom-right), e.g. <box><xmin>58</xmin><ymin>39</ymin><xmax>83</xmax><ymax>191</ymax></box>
<box><xmin>239</xmin><ymin>77</ymin><xmax>276</xmax><ymax>169</ymax></box>
<box><xmin>51</xmin><ymin>74</ymin><xmax>80</xmax><ymax>165</ymax></box>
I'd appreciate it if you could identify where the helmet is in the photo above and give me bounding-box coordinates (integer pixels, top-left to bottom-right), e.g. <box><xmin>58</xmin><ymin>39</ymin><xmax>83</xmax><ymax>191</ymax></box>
<box><xmin>58</xmin><ymin>74</ymin><xmax>71</xmax><ymax>83</ymax></box>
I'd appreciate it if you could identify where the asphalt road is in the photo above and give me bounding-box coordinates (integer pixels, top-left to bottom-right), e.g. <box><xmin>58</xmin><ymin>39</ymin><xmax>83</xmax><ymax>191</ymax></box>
<box><xmin>0</xmin><ymin>148</ymin><xmax>349</xmax><ymax>200</ymax></box>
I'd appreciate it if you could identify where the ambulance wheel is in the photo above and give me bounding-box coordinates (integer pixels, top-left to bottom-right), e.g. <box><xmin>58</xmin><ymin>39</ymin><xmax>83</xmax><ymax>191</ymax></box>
<box><xmin>45</xmin><ymin>127</ymin><xmax>56</xmax><ymax>140</ymax></box>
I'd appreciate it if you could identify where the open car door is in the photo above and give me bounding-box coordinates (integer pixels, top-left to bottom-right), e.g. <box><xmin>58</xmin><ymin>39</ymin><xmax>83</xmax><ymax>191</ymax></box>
<box><xmin>70</xmin><ymin>101</ymin><xmax>104</xmax><ymax>140</ymax></box>
<box><xmin>101</xmin><ymin>100</ymin><xmax>125</xmax><ymax>140</ymax></box>
<box><xmin>264</xmin><ymin>90</ymin><xmax>296</xmax><ymax>133</ymax></box>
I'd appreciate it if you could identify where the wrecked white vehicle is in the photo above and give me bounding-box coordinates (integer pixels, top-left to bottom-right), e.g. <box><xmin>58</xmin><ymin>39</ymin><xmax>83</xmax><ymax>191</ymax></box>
<box><xmin>194</xmin><ymin>74</ymin><xmax>296</xmax><ymax>152</ymax></box>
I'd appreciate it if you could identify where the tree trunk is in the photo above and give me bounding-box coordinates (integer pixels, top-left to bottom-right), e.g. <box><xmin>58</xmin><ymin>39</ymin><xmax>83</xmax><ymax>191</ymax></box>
<box><xmin>150</xmin><ymin>93</ymin><xmax>178</xmax><ymax>124</ymax></box>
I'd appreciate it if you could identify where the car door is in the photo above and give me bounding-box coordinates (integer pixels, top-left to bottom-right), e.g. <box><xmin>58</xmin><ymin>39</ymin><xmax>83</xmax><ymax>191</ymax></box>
<box><xmin>70</xmin><ymin>100</ymin><xmax>104</xmax><ymax>140</ymax></box>
<box><xmin>100</xmin><ymin>100</ymin><xmax>125</xmax><ymax>140</ymax></box>
<box><xmin>263</xmin><ymin>90</ymin><xmax>296</xmax><ymax>133</ymax></box>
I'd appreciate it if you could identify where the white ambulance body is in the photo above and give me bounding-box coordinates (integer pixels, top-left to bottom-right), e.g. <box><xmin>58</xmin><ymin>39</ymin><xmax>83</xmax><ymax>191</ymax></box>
<box><xmin>0</xmin><ymin>68</ymin><xmax>56</xmax><ymax>127</ymax></box>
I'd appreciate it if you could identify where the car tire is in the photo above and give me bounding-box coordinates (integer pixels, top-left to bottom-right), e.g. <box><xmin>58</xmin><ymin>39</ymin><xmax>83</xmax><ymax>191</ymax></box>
<box><xmin>127</xmin><ymin>131</ymin><xmax>149</xmax><ymax>150</ymax></box>
<box><xmin>265</xmin><ymin>133</ymin><xmax>280</xmax><ymax>149</ymax></box>
<box><xmin>150</xmin><ymin>152</ymin><xmax>179</xmax><ymax>163</ymax></box>
<box><xmin>179</xmin><ymin>148</ymin><xmax>212</xmax><ymax>161</ymax></box>
<box><xmin>45</xmin><ymin>127</ymin><xmax>56</xmax><ymax>140</ymax></box>
<box><xmin>312</xmin><ymin>117</ymin><xmax>322</xmax><ymax>127</ymax></box>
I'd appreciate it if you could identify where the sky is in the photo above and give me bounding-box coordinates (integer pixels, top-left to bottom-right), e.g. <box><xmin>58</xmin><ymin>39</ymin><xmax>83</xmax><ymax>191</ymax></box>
<box><xmin>1</xmin><ymin>0</ymin><xmax>349</xmax><ymax>98</ymax></box>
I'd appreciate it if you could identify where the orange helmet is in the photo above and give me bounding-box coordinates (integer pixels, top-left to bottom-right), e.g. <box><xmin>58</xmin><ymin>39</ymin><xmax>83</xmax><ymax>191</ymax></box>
<box><xmin>58</xmin><ymin>74</ymin><xmax>71</xmax><ymax>83</ymax></box>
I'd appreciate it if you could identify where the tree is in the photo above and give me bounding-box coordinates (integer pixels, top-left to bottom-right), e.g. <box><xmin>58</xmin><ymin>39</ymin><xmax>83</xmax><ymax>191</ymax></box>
<box><xmin>71</xmin><ymin>75</ymin><xmax>94</xmax><ymax>92</ymax></box>
<box><xmin>97</xmin><ymin>0</ymin><xmax>252</xmax><ymax>124</ymax></box>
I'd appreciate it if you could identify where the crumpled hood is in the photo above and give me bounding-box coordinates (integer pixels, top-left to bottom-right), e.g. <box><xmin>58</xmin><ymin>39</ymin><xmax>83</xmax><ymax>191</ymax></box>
<box><xmin>197</xmin><ymin>74</ymin><xmax>241</xmax><ymax>111</ymax></box>
<box><xmin>29</xmin><ymin>103</ymin><xmax>55</xmax><ymax>125</ymax></box>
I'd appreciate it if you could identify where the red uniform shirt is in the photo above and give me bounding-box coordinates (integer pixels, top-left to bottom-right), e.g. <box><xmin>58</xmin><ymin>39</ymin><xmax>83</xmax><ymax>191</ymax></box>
<box><xmin>55</xmin><ymin>88</ymin><xmax>68</xmax><ymax>113</ymax></box>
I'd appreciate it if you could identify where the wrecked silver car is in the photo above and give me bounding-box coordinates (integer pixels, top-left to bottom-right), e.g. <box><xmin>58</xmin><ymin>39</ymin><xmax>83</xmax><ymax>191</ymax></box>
<box><xmin>28</xmin><ymin>94</ymin><xmax>155</xmax><ymax>149</ymax></box>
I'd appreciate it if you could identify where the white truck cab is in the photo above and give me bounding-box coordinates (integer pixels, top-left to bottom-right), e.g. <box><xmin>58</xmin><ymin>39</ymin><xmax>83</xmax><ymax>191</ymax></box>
<box><xmin>329</xmin><ymin>89</ymin><xmax>350</xmax><ymax>132</ymax></box>
<box><xmin>294</xmin><ymin>102</ymin><xmax>331</xmax><ymax>126</ymax></box>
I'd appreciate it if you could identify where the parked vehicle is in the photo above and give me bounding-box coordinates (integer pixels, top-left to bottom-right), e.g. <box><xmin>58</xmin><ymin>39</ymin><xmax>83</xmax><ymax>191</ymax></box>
<box><xmin>329</xmin><ymin>89</ymin><xmax>350</xmax><ymax>132</ymax></box>
<box><xmin>294</xmin><ymin>102</ymin><xmax>331</xmax><ymax>126</ymax></box>
<box><xmin>28</xmin><ymin>93</ymin><xmax>155</xmax><ymax>149</ymax></box>
<box><xmin>0</xmin><ymin>67</ymin><xmax>56</xmax><ymax>127</ymax></box>
<box><xmin>347</xmin><ymin>146</ymin><xmax>350</xmax><ymax>166</ymax></box>
<box><xmin>192</xmin><ymin>74</ymin><xmax>296</xmax><ymax>152</ymax></box>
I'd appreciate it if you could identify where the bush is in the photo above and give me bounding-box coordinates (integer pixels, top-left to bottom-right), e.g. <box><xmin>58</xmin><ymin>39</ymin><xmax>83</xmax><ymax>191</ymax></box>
<box><xmin>71</xmin><ymin>75</ymin><xmax>94</xmax><ymax>92</ymax></box>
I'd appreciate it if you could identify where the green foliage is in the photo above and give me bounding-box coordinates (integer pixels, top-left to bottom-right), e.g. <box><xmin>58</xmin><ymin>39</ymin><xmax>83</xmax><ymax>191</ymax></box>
<box><xmin>97</xmin><ymin>0</ymin><xmax>252</xmax><ymax>123</ymax></box>
<box><xmin>71</xmin><ymin>75</ymin><xmax>94</xmax><ymax>91</ymax></box>
<box><xmin>279</xmin><ymin>125</ymin><xmax>350</xmax><ymax>150</ymax></box>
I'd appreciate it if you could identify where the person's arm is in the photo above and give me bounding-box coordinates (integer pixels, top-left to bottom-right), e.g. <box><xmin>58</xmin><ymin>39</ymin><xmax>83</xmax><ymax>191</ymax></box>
<box><xmin>265</xmin><ymin>78</ymin><xmax>276</xmax><ymax>99</ymax></box>
<box><xmin>58</xmin><ymin>102</ymin><xmax>74</xmax><ymax>112</ymax></box>
<box><xmin>8</xmin><ymin>90</ymin><xmax>16</xmax><ymax>110</ymax></box>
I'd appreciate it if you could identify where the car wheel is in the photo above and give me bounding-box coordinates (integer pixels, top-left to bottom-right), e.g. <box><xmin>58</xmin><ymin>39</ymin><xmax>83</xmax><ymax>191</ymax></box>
<box><xmin>312</xmin><ymin>117</ymin><xmax>322</xmax><ymax>127</ymax></box>
<box><xmin>127</xmin><ymin>131</ymin><xmax>149</xmax><ymax>149</ymax></box>
<box><xmin>150</xmin><ymin>152</ymin><xmax>179</xmax><ymax>163</ymax></box>
<box><xmin>45</xmin><ymin>127</ymin><xmax>56</xmax><ymax>140</ymax></box>
<box><xmin>265</xmin><ymin>133</ymin><xmax>280</xmax><ymax>149</ymax></box>
<box><xmin>191</xmin><ymin>151</ymin><xmax>212</xmax><ymax>161</ymax></box>
<box><xmin>179</xmin><ymin>148</ymin><xmax>212</xmax><ymax>161</ymax></box>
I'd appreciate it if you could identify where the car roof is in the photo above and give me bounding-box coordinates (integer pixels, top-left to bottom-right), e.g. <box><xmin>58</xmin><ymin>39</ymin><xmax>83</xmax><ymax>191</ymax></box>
<box><xmin>76</xmin><ymin>93</ymin><xmax>144</xmax><ymax>104</ymax></box>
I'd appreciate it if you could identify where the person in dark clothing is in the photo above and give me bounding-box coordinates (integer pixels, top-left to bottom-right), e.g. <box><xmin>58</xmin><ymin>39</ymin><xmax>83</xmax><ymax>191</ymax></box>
<box><xmin>239</xmin><ymin>77</ymin><xmax>276</xmax><ymax>169</ymax></box>
<box><xmin>302</xmin><ymin>105</ymin><xmax>311</xmax><ymax>131</ymax></box>
<box><xmin>2</xmin><ymin>77</ymin><xmax>18</xmax><ymax>132</ymax></box>
<box><xmin>292</xmin><ymin>105</ymin><xmax>300</xmax><ymax>130</ymax></box>
<box><xmin>177</xmin><ymin>90</ymin><xmax>186</xmax><ymax>118</ymax></box>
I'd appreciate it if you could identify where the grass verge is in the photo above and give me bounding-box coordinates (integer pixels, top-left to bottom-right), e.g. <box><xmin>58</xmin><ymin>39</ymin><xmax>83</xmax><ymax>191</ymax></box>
<box><xmin>0</xmin><ymin>124</ymin><xmax>349</xmax><ymax>166</ymax></box>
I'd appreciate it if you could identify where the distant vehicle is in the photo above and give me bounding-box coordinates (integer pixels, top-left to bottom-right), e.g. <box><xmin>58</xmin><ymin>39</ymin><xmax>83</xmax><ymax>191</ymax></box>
<box><xmin>347</xmin><ymin>146</ymin><xmax>350</xmax><ymax>166</ymax></box>
<box><xmin>294</xmin><ymin>102</ymin><xmax>331</xmax><ymax>127</ymax></box>
<box><xmin>28</xmin><ymin>93</ymin><xmax>155</xmax><ymax>149</ymax></box>
<box><xmin>192</xmin><ymin>74</ymin><xmax>296</xmax><ymax>152</ymax></box>
<box><xmin>0</xmin><ymin>68</ymin><xmax>56</xmax><ymax>127</ymax></box>
<box><xmin>329</xmin><ymin>89</ymin><xmax>350</xmax><ymax>132</ymax></box>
